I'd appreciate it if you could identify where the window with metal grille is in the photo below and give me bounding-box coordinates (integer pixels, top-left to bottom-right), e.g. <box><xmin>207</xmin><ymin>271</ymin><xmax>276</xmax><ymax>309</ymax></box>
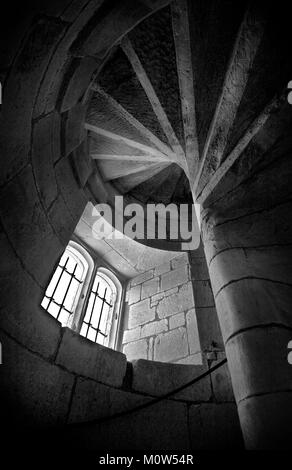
<box><xmin>80</xmin><ymin>272</ymin><xmax>116</xmax><ymax>346</ymax></box>
<box><xmin>41</xmin><ymin>244</ymin><xmax>88</xmax><ymax>327</ymax></box>
<box><xmin>41</xmin><ymin>241</ymin><xmax>122</xmax><ymax>349</ymax></box>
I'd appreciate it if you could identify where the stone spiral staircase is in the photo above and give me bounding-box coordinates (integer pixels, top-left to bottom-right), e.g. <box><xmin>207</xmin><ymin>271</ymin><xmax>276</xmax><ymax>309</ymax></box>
<box><xmin>84</xmin><ymin>0</ymin><xmax>291</xmax><ymax>236</ymax></box>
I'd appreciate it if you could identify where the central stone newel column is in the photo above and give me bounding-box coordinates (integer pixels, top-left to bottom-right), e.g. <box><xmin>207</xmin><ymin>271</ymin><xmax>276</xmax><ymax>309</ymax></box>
<box><xmin>200</xmin><ymin>197</ymin><xmax>292</xmax><ymax>449</ymax></box>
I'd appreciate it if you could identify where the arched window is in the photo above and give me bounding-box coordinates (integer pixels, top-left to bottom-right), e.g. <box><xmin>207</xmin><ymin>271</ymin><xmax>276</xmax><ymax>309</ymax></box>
<box><xmin>41</xmin><ymin>242</ymin><xmax>122</xmax><ymax>349</ymax></box>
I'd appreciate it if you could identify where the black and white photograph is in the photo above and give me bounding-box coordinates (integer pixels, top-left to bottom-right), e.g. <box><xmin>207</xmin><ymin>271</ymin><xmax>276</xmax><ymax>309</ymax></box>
<box><xmin>0</xmin><ymin>0</ymin><xmax>291</xmax><ymax>464</ymax></box>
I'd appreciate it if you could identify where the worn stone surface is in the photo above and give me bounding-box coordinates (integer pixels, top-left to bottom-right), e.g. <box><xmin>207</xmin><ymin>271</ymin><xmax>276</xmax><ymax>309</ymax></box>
<box><xmin>65</xmin><ymin>103</ymin><xmax>87</xmax><ymax>156</ymax></box>
<box><xmin>0</xmin><ymin>231</ymin><xmax>62</xmax><ymax>358</ymax></box>
<box><xmin>71</xmin><ymin>141</ymin><xmax>93</xmax><ymax>188</ymax></box>
<box><xmin>0</xmin><ymin>165</ymin><xmax>64</xmax><ymax>286</ymax></box>
<box><xmin>177</xmin><ymin>354</ymin><xmax>203</xmax><ymax>365</ymax></box>
<box><xmin>67</xmin><ymin>399</ymin><xmax>190</xmax><ymax>452</ymax></box>
<box><xmin>68</xmin><ymin>376</ymin><xmax>151</xmax><ymax>424</ymax></box>
<box><xmin>238</xmin><ymin>391</ymin><xmax>292</xmax><ymax>449</ymax></box>
<box><xmin>157</xmin><ymin>282</ymin><xmax>194</xmax><ymax>319</ymax></box>
<box><xmin>169</xmin><ymin>312</ymin><xmax>185</xmax><ymax>330</ymax></box>
<box><xmin>55</xmin><ymin>154</ymin><xmax>88</xmax><ymax>221</ymax></box>
<box><xmin>123</xmin><ymin>338</ymin><xmax>148</xmax><ymax>361</ymax></box>
<box><xmin>56</xmin><ymin>328</ymin><xmax>127</xmax><ymax>387</ymax></box>
<box><xmin>128</xmin><ymin>284</ymin><xmax>141</xmax><ymax>305</ymax></box>
<box><xmin>0</xmin><ymin>331</ymin><xmax>74</xmax><ymax>426</ymax></box>
<box><xmin>161</xmin><ymin>265</ymin><xmax>189</xmax><ymax>291</ymax></box>
<box><xmin>141</xmin><ymin>276</ymin><xmax>160</xmax><ymax>299</ymax></box>
<box><xmin>154</xmin><ymin>261</ymin><xmax>170</xmax><ymax>276</ymax></box>
<box><xmin>48</xmin><ymin>194</ymin><xmax>77</xmax><ymax>245</ymax></box>
<box><xmin>189</xmin><ymin>403</ymin><xmax>243</xmax><ymax>450</ymax></box>
<box><xmin>141</xmin><ymin>319</ymin><xmax>168</xmax><ymax>338</ymax></box>
<box><xmin>190</xmin><ymin>256</ymin><xmax>209</xmax><ymax>281</ymax></box>
<box><xmin>171</xmin><ymin>253</ymin><xmax>189</xmax><ymax>270</ymax></box>
<box><xmin>210</xmin><ymin>353</ymin><xmax>235</xmax><ymax>402</ymax></box>
<box><xmin>61</xmin><ymin>57</ymin><xmax>99</xmax><ymax>112</ymax></box>
<box><xmin>186</xmin><ymin>309</ymin><xmax>201</xmax><ymax>355</ymax></box>
<box><xmin>128</xmin><ymin>298</ymin><xmax>155</xmax><ymax>329</ymax></box>
<box><xmin>192</xmin><ymin>280</ymin><xmax>214</xmax><ymax>307</ymax></box>
<box><xmin>122</xmin><ymin>326</ymin><xmax>141</xmax><ymax>344</ymax></box>
<box><xmin>130</xmin><ymin>269</ymin><xmax>154</xmax><ymax>287</ymax></box>
<box><xmin>32</xmin><ymin>113</ymin><xmax>59</xmax><ymax>208</ymax></box>
<box><xmin>0</xmin><ymin>18</ymin><xmax>65</xmax><ymax>185</ymax></box>
<box><xmin>226</xmin><ymin>326</ymin><xmax>292</xmax><ymax>403</ymax></box>
<box><xmin>154</xmin><ymin>327</ymin><xmax>189</xmax><ymax>362</ymax></box>
<box><xmin>216</xmin><ymin>278</ymin><xmax>292</xmax><ymax>343</ymax></box>
<box><xmin>195</xmin><ymin>307</ymin><xmax>224</xmax><ymax>351</ymax></box>
<box><xmin>132</xmin><ymin>359</ymin><xmax>211</xmax><ymax>402</ymax></box>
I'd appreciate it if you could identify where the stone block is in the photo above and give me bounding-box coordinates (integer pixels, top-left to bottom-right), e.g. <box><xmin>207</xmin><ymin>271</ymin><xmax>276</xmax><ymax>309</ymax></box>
<box><xmin>238</xmin><ymin>391</ymin><xmax>292</xmax><ymax>449</ymax></box>
<box><xmin>189</xmin><ymin>403</ymin><xmax>243</xmax><ymax>450</ymax></box>
<box><xmin>161</xmin><ymin>266</ymin><xmax>189</xmax><ymax>291</ymax></box>
<box><xmin>128</xmin><ymin>298</ymin><xmax>155</xmax><ymax>329</ymax></box>
<box><xmin>186</xmin><ymin>309</ymin><xmax>201</xmax><ymax>355</ymax></box>
<box><xmin>68</xmin><ymin>377</ymin><xmax>150</xmax><ymax>424</ymax></box>
<box><xmin>0</xmin><ymin>231</ymin><xmax>63</xmax><ymax>358</ymax></box>
<box><xmin>141</xmin><ymin>319</ymin><xmax>168</xmax><ymax>338</ymax></box>
<box><xmin>209</xmin><ymin>246</ymin><xmax>292</xmax><ymax>297</ymax></box>
<box><xmin>148</xmin><ymin>337</ymin><xmax>154</xmax><ymax>360</ymax></box>
<box><xmin>122</xmin><ymin>326</ymin><xmax>141</xmax><ymax>344</ymax></box>
<box><xmin>0</xmin><ymin>19</ymin><xmax>65</xmax><ymax>185</ymax></box>
<box><xmin>157</xmin><ymin>282</ymin><xmax>194</xmax><ymax>319</ymax></box>
<box><xmin>150</xmin><ymin>291</ymin><xmax>165</xmax><ymax>306</ymax></box>
<box><xmin>177</xmin><ymin>354</ymin><xmax>203</xmax><ymax>365</ymax></box>
<box><xmin>154</xmin><ymin>261</ymin><xmax>170</xmax><ymax>276</ymax></box>
<box><xmin>132</xmin><ymin>359</ymin><xmax>212</xmax><ymax>402</ymax></box>
<box><xmin>154</xmin><ymin>328</ymin><xmax>188</xmax><ymax>363</ymax></box>
<box><xmin>169</xmin><ymin>312</ymin><xmax>185</xmax><ymax>330</ymax></box>
<box><xmin>71</xmin><ymin>0</ymin><xmax>151</xmax><ymax>58</ymax></box>
<box><xmin>190</xmin><ymin>256</ymin><xmax>209</xmax><ymax>281</ymax></box>
<box><xmin>32</xmin><ymin>113</ymin><xmax>59</xmax><ymax>208</ymax></box>
<box><xmin>65</xmin><ymin>103</ymin><xmax>87</xmax><ymax>156</ymax></box>
<box><xmin>216</xmin><ymin>278</ymin><xmax>292</xmax><ymax>342</ymax></box>
<box><xmin>141</xmin><ymin>276</ymin><xmax>160</xmax><ymax>300</ymax></box>
<box><xmin>68</xmin><ymin>377</ymin><xmax>110</xmax><ymax>423</ymax></box>
<box><xmin>171</xmin><ymin>253</ymin><xmax>189</xmax><ymax>270</ymax></box>
<box><xmin>33</xmin><ymin>1</ymin><xmax>105</xmax><ymax>117</ymax></box>
<box><xmin>71</xmin><ymin>141</ymin><xmax>93</xmax><ymax>188</ymax></box>
<box><xmin>192</xmin><ymin>280</ymin><xmax>214</xmax><ymax>307</ymax></box>
<box><xmin>128</xmin><ymin>284</ymin><xmax>141</xmax><ymax>305</ymax></box>
<box><xmin>226</xmin><ymin>326</ymin><xmax>292</xmax><ymax>403</ymax></box>
<box><xmin>0</xmin><ymin>332</ymin><xmax>74</xmax><ymax>426</ymax></box>
<box><xmin>165</xmin><ymin>287</ymin><xmax>179</xmax><ymax>297</ymax></box>
<box><xmin>60</xmin><ymin>0</ymin><xmax>91</xmax><ymax>21</ymax></box>
<box><xmin>210</xmin><ymin>353</ymin><xmax>235</xmax><ymax>402</ymax></box>
<box><xmin>55</xmin><ymin>154</ymin><xmax>88</xmax><ymax>221</ymax></box>
<box><xmin>123</xmin><ymin>338</ymin><xmax>148</xmax><ymax>361</ymax></box>
<box><xmin>55</xmin><ymin>328</ymin><xmax>127</xmax><ymax>387</ymax></box>
<box><xmin>195</xmin><ymin>307</ymin><xmax>224</xmax><ymax>351</ymax></box>
<box><xmin>67</xmin><ymin>399</ymin><xmax>190</xmax><ymax>452</ymax></box>
<box><xmin>61</xmin><ymin>57</ymin><xmax>99</xmax><ymax>112</ymax></box>
<box><xmin>0</xmin><ymin>165</ymin><xmax>64</xmax><ymax>286</ymax></box>
<box><xmin>48</xmin><ymin>194</ymin><xmax>77</xmax><ymax>245</ymax></box>
<box><xmin>130</xmin><ymin>270</ymin><xmax>153</xmax><ymax>287</ymax></box>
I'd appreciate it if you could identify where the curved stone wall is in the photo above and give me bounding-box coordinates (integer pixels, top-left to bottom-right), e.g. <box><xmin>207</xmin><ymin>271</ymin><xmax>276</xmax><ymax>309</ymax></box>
<box><xmin>0</xmin><ymin>0</ymin><xmax>242</xmax><ymax>452</ymax></box>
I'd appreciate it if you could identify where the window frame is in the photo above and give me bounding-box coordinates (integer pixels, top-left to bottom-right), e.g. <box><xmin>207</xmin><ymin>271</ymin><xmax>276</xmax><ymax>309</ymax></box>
<box><xmin>41</xmin><ymin>240</ymin><xmax>123</xmax><ymax>350</ymax></box>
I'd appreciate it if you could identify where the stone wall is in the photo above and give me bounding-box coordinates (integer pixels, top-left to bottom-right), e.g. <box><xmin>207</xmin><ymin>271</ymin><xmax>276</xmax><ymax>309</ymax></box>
<box><xmin>122</xmin><ymin>253</ymin><xmax>203</xmax><ymax>364</ymax></box>
<box><xmin>0</xmin><ymin>0</ymin><xmax>241</xmax><ymax>453</ymax></box>
<box><xmin>122</xmin><ymin>246</ymin><xmax>225</xmax><ymax>367</ymax></box>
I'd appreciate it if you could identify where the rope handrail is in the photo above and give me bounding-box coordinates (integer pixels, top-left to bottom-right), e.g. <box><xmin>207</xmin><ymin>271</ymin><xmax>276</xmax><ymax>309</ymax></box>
<box><xmin>67</xmin><ymin>357</ymin><xmax>227</xmax><ymax>428</ymax></box>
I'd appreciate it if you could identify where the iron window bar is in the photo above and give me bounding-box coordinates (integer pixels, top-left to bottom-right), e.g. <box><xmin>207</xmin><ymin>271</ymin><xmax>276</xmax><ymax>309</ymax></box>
<box><xmin>44</xmin><ymin>256</ymin><xmax>83</xmax><ymax>320</ymax></box>
<box><xmin>82</xmin><ymin>282</ymin><xmax>113</xmax><ymax>342</ymax></box>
